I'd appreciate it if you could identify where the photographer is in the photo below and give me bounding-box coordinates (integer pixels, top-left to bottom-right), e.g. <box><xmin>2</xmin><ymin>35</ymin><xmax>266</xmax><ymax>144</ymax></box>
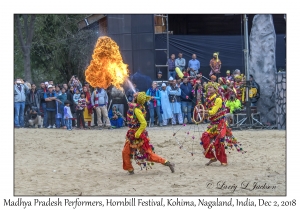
<box><xmin>225</xmin><ymin>94</ymin><xmax>241</xmax><ymax>125</ymax></box>
<box><xmin>68</xmin><ymin>75</ymin><xmax>82</xmax><ymax>90</ymax></box>
<box><xmin>14</xmin><ymin>78</ymin><xmax>30</xmax><ymax>128</ymax></box>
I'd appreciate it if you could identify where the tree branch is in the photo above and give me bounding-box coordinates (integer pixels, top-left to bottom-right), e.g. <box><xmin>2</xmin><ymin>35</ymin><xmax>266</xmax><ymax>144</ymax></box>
<box><xmin>15</xmin><ymin>14</ymin><xmax>26</xmax><ymax>54</ymax></box>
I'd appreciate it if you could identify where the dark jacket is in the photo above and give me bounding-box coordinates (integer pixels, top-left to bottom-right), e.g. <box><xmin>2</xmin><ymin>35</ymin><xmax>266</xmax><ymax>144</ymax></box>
<box><xmin>44</xmin><ymin>92</ymin><xmax>57</xmax><ymax>111</ymax></box>
<box><xmin>126</xmin><ymin>88</ymin><xmax>139</xmax><ymax>102</ymax></box>
<box><xmin>67</xmin><ymin>90</ymin><xmax>75</xmax><ymax>113</ymax></box>
<box><xmin>180</xmin><ymin>82</ymin><xmax>194</xmax><ymax>102</ymax></box>
<box><xmin>37</xmin><ymin>88</ymin><xmax>47</xmax><ymax>104</ymax></box>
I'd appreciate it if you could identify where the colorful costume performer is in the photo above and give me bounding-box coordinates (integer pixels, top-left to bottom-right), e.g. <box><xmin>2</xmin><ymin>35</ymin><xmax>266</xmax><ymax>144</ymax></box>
<box><xmin>209</xmin><ymin>52</ymin><xmax>222</xmax><ymax>76</ymax></box>
<box><xmin>122</xmin><ymin>92</ymin><xmax>175</xmax><ymax>174</ymax></box>
<box><xmin>200</xmin><ymin>82</ymin><xmax>244</xmax><ymax>166</ymax></box>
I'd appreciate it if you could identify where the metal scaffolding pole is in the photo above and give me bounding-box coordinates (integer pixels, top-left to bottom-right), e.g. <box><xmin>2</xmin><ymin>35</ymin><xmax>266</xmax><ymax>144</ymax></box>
<box><xmin>243</xmin><ymin>14</ymin><xmax>252</xmax><ymax>125</ymax></box>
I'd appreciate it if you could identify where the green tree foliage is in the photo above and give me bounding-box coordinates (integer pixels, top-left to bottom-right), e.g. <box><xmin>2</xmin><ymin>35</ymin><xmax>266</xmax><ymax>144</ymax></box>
<box><xmin>14</xmin><ymin>14</ymin><xmax>100</xmax><ymax>85</ymax></box>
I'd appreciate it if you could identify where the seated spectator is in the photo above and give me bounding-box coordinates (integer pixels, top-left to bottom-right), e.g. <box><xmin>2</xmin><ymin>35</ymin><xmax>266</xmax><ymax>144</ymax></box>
<box><xmin>26</xmin><ymin>83</ymin><xmax>41</xmax><ymax>128</ymax></box>
<box><xmin>225</xmin><ymin>94</ymin><xmax>241</xmax><ymax>125</ymax></box>
<box><xmin>249</xmin><ymin>74</ymin><xmax>260</xmax><ymax>107</ymax></box>
<box><xmin>108</xmin><ymin>106</ymin><xmax>124</xmax><ymax>128</ymax></box>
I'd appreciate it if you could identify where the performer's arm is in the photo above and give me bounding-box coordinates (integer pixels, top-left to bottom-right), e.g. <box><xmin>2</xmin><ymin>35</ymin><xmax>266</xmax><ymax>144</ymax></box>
<box><xmin>134</xmin><ymin>108</ymin><xmax>147</xmax><ymax>139</ymax></box>
<box><xmin>208</xmin><ymin>98</ymin><xmax>222</xmax><ymax>116</ymax></box>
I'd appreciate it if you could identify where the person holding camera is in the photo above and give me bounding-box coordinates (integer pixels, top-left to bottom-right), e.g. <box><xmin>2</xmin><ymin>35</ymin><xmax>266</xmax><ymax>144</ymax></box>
<box><xmin>225</xmin><ymin>94</ymin><xmax>241</xmax><ymax>125</ymax></box>
<box><xmin>14</xmin><ymin>78</ymin><xmax>30</xmax><ymax>128</ymax></box>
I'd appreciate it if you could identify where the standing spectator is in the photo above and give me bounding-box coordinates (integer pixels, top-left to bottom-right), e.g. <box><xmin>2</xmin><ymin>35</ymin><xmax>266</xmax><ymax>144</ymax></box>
<box><xmin>73</xmin><ymin>88</ymin><xmax>81</xmax><ymax>109</ymax></box>
<box><xmin>54</xmin><ymin>85</ymin><xmax>63</xmax><ymax>128</ymax></box>
<box><xmin>233</xmin><ymin>69</ymin><xmax>241</xmax><ymax>77</ymax></box>
<box><xmin>188</xmin><ymin>54</ymin><xmax>200</xmax><ymax>76</ymax></box>
<box><xmin>91</xmin><ymin>87</ymin><xmax>111</xmax><ymax>129</ymax></box>
<box><xmin>57</xmin><ymin>87</ymin><xmax>67</xmax><ymax>128</ymax></box>
<box><xmin>157</xmin><ymin>71</ymin><xmax>163</xmax><ymax>80</ymax></box>
<box><xmin>180</xmin><ymin>77</ymin><xmax>194</xmax><ymax>124</ymax></box>
<box><xmin>168</xmin><ymin>76</ymin><xmax>174</xmax><ymax>87</ymax></box>
<box><xmin>27</xmin><ymin>83</ymin><xmax>42</xmax><ymax>128</ymax></box>
<box><xmin>175</xmin><ymin>53</ymin><xmax>186</xmax><ymax>72</ymax></box>
<box><xmin>167</xmin><ymin>79</ymin><xmax>183</xmax><ymax>125</ymax></box>
<box><xmin>63</xmin><ymin>83</ymin><xmax>68</xmax><ymax>91</ymax></box>
<box><xmin>176</xmin><ymin>78</ymin><xmax>182</xmax><ymax>88</ymax></box>
<box><xmin>83</xmin><ymin>86</ymin><xmax>93</xmax><ymax>129</ymax></box>
<box><xmin>48</xmin><ymin>80</ymin><xmax>54</xmax><ymax>86</ymax></box>
<box><xmin>209</xmin><ymin>52</ymin><xmax>222</xmax><ymax>77</ymax></box>
<box><xmin>37</xmin><ymin>82</ymin><xmax>48</xmax><ymax>128</ymax></box>
<box><xmin>44</xmin><ymin>81</ymin><xmax>49</xmax><ymax>89</ymax></box>
<box><xmin>75</xmin><ymin>75</ymin><xmax>83</xmax><ymax>90</ymax></box>
<box><xmin>160</xmin><ymin>83</ymin><xmax>172</xmax><ymax>126</ymax></box>
<box><xmin>67</xmin><ymin>86</ymin><xmax>76</xmax><ymax>127</ymax></box>
<box><xmin>126</xmin><ymin>82</ymin><xmax>139</xmax><ymax>103</ymax></box>
<box><xmin>64</xmin><ymin>100</ymin><xmax>73</xmax><ymax>131</ymax></box>
<box><xmin>76</xmin><ymin>92</ymin><xmax>87</xmax><ymax>129</ymax></box>
<box><xmin>44</xmin><ymin>85</ymin><xmax>57</xmax><ymax>128</ymax></box>
<box><xmin>14</xmin><ymin>78</ymin><xmax>29</xmax><ymax>128</ymax></box>
<box><xmin>167</xmin><ymin>54</ymin><xmax>176</xmax><ymax>79</ymax></box>
<box><xmin>249</xmin><ymin>75</ymin><xmax>260</xmax><ymax>107</ymax></box>
<box><xmin>146</xmin><ymin>81</ymin><xmax>163</xmax><ymax>127</ymax></box>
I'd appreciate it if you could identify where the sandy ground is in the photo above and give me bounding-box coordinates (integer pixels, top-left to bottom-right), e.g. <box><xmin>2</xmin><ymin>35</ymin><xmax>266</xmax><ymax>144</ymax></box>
<box><xmin>14</xmin><ymin>125</ymin><xmax>286</xmax><ymax>196</ymax></box>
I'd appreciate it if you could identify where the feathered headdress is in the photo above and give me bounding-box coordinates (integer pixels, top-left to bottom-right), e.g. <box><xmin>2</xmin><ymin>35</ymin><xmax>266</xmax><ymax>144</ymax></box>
<box><xmin>137</xmin><ymin>92</ymin><xmax>151</xmax><ymax>105</ymax></box>
<box><xmin>205</xmin><ymin>81</ymin><xmax>219</xmax><ymax>91</ymax></box>
<box><xmin>234</xmin><ymin>75</ymin><xmax>242</xmax><ymax>80</ymax></box>
<box><xmin>213</xmin><ymin>52</ymin><xmax>220</xmax><ymax>62</ymax></box>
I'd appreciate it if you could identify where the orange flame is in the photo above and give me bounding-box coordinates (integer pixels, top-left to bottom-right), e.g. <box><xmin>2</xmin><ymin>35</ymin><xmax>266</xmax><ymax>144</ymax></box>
<box><xmin>85</xmin><ymin>36</ymin><xmax>129</xmax><ymax>89</ymax></box>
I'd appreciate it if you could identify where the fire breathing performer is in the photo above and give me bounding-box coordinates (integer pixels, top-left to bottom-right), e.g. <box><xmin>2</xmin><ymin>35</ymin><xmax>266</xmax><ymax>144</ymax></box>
<box><xmin>122</xmin><ymin>91</ymin><xmax>175</xmax><ymax>175</ymax></box>
<box><xmin>199</xmin><ymin>82</ymin><xmax>244</xmax><ymax>166</ymax></box>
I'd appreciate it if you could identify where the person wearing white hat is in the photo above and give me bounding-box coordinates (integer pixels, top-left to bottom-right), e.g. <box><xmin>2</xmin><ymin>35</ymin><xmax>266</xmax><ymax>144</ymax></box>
<box><xmin>159</xmin><ymin>83</ymin><xmax>172</xmax><ymax>126</ymax></box>
<box><xmin>166</xmin><ymin>79</ymin><xmax>183</xmax><ymax>125</ymax></box>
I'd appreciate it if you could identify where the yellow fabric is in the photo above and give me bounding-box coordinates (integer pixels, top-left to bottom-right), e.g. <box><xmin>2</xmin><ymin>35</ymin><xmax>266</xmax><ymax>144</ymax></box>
<box><xmin>134</xmin><ymin>107</ymin><xmax>147</xmax><ymax>139</ymax></box>
<box><xmin>208</xmin><ymin>94</ymin><xmax>222</xmax><ymax>116</ymax></box>
<box><xmin>175</xmin><ymin>67</ymin><xmax>184</xmax><ymax>78</ymax></box>
<box><xmin>137</xmin><ymin>92</ymin><xmax>151</xmax><ymax>105</ymax></box>
<box><xmin>83</xmin><ymin>107</ymin><xmax>92</xmax><ymax>121</ymax></box>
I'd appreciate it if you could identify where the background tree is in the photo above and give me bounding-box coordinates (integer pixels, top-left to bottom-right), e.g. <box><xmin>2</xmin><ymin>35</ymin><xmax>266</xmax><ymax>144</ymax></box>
<box><xmin>14</xmin><ymin>14</ymin><xmax>36</xmax><ymax>83</ymax></box>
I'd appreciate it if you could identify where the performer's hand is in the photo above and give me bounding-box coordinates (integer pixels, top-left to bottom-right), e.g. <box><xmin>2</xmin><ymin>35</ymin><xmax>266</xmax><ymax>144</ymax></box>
<box><xmin>186</xmin><ymin>96</ymin><xmax>189</xmax><ymax>99</ymax></box>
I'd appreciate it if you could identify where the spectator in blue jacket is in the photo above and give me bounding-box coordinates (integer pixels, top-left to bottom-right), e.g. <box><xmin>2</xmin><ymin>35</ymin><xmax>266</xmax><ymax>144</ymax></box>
<box><xmin>180</xmin><ymin>77</ymin><xmax>194</xmax><ymax>124</ymax></box>
<box><xmin>146</xmin><ymin>81</ymin><xmax>163</xmax><ymax>127</ymax></box>
<box><xmin>14</xmin><ymin>78</ymin><xmax>29</xmax><ymax>128</ymax></box>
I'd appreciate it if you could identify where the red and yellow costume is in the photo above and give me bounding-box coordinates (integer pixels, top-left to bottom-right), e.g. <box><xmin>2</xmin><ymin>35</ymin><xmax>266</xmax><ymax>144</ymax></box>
<box><xmin>200</xmin><ymin>82</ymin><xmax>244</xmax><ymax>165</ymax></box>
<box><xmin>234</xmin><ymin>75</ymin><xmax>244</xmax><ymax>102</ymax></box>
<box><xmin>122</xmin><ymin>92</ymin><xmax>174</xmax><ymax>174</ymax></box>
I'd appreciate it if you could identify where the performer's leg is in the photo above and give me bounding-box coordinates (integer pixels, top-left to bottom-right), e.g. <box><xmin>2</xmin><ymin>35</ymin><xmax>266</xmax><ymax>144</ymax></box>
<box><xmin>214</xmin><ymin>140</ymin><xmax>227</xmax><ymax>165</ymax></box>
<box><xmin>201</xmin><ymin>131</ymin><xmax>217</xmax><ymax>165</ymax></box>
<box><xmin>146</xmin><ymin>148</ymin><xmax>175</xmax><ymax>173</ymax></box>
<box><xmin>122</xmin><ymin>140</ymin><xmax>134</xmax><ymax>174</ymax></box>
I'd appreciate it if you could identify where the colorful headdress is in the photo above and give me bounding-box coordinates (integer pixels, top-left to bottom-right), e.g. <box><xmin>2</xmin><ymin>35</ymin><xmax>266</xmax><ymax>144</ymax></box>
<box><xmin>205</xmin><ymin>81</ymin><xmax>219</xmax><ymax>91</ymax></box>
<box><xmin>137</xmin><ymin>92</ymin><xmax>151</xmax><ymax>105</ymax></box>
<box><xmin>218</xmin><ymin>77</ymin><xmax>226</xmax><ymax>84</ymax></box>
<box><xmin>226</xmin><ymin>70</ymin><xmax>230</xmax><ymax>74</ymax></box>
<box><xmin>213</xmin><ymin>52</ymin><xmax>220</xmax><ymax>62</ymax></box>
<box><xmin>234</xmin><ymin>75</ymin><xmax>242</xmax><ymax>80</ymax></box>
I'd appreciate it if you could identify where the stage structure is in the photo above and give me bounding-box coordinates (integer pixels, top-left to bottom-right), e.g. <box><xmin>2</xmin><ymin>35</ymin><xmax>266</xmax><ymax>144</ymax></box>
<box><xmin>78</xmin><ymin>14</ymin><xmax>286</xmax><ymax>125</ymax></box>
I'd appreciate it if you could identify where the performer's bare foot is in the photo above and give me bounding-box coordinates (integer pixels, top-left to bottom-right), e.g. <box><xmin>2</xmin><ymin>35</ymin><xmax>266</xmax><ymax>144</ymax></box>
<box><xmin>221</xmin><ymin>163</ymin><xmax>228</xmax><ymax>166</ymax></box>
<box><xmin>165</xmin><ymin>161</ymin><xmax>175</xmax><ymax>173</ymax></box>
<box><xmin>205</xmin><ymin>159</ymin><xmax>217</xmax><ymax>166</ymax></box>
<box><xmin>128</xmin><ymin>170</ymin><xmax>134</xmax><ymax>175</ymax></box>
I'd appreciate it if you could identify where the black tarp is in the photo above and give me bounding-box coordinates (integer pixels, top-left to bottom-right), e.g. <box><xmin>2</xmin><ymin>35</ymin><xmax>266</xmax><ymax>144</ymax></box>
<box><xmin>155</xmin><ymin>34</ymin><xmax>286</xmax><ymax>80</ymax></box>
